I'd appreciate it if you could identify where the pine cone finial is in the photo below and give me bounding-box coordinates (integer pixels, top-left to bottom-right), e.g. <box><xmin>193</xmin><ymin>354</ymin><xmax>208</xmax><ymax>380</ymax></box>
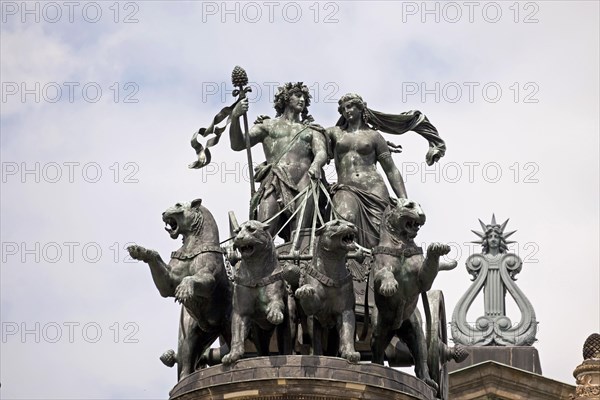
<box><xmin>231</xmin><ymin>66</ymin><xmax>248</xmax><ymax>87</ymax></box>
<box><xmin>583</xmin><ymin>333</ymin><xmax>600</xmax><ymax>360</ymax></box>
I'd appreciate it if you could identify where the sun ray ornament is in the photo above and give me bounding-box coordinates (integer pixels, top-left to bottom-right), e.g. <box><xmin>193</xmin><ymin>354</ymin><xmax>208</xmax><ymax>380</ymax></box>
<box><xmin>451</xmin><ymin>215</ymin><xmax>538</xmax><ymax>346</ymax></box>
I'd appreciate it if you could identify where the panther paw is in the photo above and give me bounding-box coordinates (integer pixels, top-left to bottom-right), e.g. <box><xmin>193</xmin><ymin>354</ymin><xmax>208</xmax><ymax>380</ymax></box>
<box><xmin>295</xmin><ymin>285</ymin><xmax>315</xmax><ymax>299</ymax></box>
<box><xmin>426</xmin><ymin>242</ymin><xmax>450</xmax><ymax>258</ymax></box>
<box><xmin>378</xmin><ymin>278</ymin><xmax>398</xmax><ymax>297</ymax></box>
<box><xmin>127</xmin><ymin>244</ymin><xmax>159</xmax><ymax>263</ymax></box>
<box><xmin>222</xmin><ymin>351</ymin><xmax>241</xmax><ymax>366</ymax></box>
<box><xmin>266</xmin><ymin>307</ymin><xmax>284</xmax><ymax>325</ymax></box>
<box><xmin>175</xmin><ymin>277</ymin><xmax>195</xmax><ymax>304</ymax></box>
<box><xmin>341</xmin><ymin>350</ymin><xmax>360</xmax><ymax>363</ymax></box>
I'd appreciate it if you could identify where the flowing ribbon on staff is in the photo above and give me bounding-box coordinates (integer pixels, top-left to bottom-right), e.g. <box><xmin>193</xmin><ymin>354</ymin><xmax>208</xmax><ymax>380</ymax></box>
<box><xmin>188</xmin><ymin>99</ymin><xmax>240</xmax><ymax>169</ymax></box>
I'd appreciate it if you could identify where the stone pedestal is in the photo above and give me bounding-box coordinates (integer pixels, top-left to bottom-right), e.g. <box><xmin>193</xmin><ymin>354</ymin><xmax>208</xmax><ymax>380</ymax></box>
<box><xmin>169</xmin><ymin>355</ymin><xmax>436</xmax><ymax>400</ymax></box>
<box><xmin>571</xmin><ymin>333</ymin><xmax>600</xmax><ymax>399</ymax></box>
<box><xmin>572</xmin><ymin>358</ymin><xmax>600</xmax><ymax>399</ymax></box>
<box><xmin>447</xmin><ymin>346</ymin><xmax>542</xmax><ymax>374</ymax></box>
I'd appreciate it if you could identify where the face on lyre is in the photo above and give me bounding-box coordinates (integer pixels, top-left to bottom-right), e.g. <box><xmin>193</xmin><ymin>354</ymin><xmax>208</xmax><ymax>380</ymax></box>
<box><xmin>487</xmin><ymin>231</ymin><xmax>500</xmax><ymax>249</ymax></box>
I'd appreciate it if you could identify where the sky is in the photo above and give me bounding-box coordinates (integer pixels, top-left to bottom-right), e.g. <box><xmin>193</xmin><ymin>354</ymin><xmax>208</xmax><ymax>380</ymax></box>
<box><xmin>1</xmin><ymin>1</ymin><xmax>598</xmax><ymax>399</ymax></box>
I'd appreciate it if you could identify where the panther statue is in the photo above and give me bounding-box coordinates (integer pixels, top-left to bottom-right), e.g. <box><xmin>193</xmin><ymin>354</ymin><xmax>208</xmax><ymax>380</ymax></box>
<box><xmin>294</xmin><ymin>219</ymin><xmax>361</xmax><ymax>363</ymax></box>
<box><xmin>222</xmin><ymin>220</ymin><xmax>292</xmax><ymax>365</ymax></box>
<box><xmin>371</xmin><ymin>198</ymin><xmax>454</xmax><ymax>391</ymax></box>
<box><xmin>128</xmin><ymin>198</ymin><xmax>232</xmax><ymax>380</ymax></box>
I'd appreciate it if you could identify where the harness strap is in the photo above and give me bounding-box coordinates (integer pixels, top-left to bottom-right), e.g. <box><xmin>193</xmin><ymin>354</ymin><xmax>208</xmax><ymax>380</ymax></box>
<box><xmin>170</xmin><ymin>244</ymin><xmax>224</xmax><ymax>260</ymax></box>
<box><xmin>235</xmin><ymin>268</ymin><xmax>283</xmax><ymax>288</ymax></box>
<box><xmin>372</xmin><ymin>246</ymin><xmax>423</xmax><ymax>258</ymax></box>
<box><xmin>304</xmin><ymin>265</ymin><xmax>353</xmax><ymax>288</ymax></box>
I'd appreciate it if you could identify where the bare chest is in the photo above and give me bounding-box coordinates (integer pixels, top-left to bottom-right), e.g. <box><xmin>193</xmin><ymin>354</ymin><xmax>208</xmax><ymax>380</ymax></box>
<box><xmin>263</xmin><ymin>121</ymin><xmax>312</xmax><ymax>157</ymax></box>
<box><xmin>334</xmin><ymin>130</ymin><xmax>376</xmax><ymax>156</ymax></box>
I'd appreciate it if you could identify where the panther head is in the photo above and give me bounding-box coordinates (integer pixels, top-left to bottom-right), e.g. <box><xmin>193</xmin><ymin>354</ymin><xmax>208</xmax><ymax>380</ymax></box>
<box><xmin>233</xmin><ymin>220</ymin><xmax>273</xmax><ymax>259</ymax></box>
<box><xmin>385</xmin><ymin>198</ymin><xmax>426</xmax><ymax>240</ymax></box>
<box><xmin>162</xmin><ymin>198</ymin><xmax>204</xmax><ymax>240</ymax></box>
<box><xmin>315</xmin><ymin>219</ymin><xmax>357</xmax><ymax>253</ymax></box>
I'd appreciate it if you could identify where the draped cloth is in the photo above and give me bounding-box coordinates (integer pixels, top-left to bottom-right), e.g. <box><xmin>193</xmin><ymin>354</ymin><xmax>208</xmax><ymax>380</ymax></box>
<box><xmin>250</xmin><ymin>162</ymin><xmax>299</xmax><ymax>241</ymax></box>
<box><xmin>336</xmin><ymin>108</ymin><xmax>446</xmax><ymax>166</ymax></box>
<box><xmin>330</xmin><ymin>183</ymin><xmax>390</xmax><ymax>249</ymax></box>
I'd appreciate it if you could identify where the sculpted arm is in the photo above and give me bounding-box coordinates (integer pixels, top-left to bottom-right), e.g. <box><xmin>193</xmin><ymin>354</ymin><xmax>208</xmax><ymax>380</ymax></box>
<box><xmin>375</xmin><ymin>133</ymin><xmax>407</xmax><ymax>199</ymax></box>
<box><xmin>308</xmin><ymin>129</ymin><xmax>329</xmax><ymax>179</ymax></box>
<box><xmin>229</xmin><ymin>98</ymin><xmax>267</xmax><ymax>151</ymax></box>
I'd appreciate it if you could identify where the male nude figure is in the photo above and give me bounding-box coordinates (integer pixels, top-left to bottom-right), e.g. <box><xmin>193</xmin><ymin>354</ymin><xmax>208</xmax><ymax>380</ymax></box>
<box><xmin>229</xmin><ymin>82</ymin><xmax>328</xmax><ymax>241</ymax></box>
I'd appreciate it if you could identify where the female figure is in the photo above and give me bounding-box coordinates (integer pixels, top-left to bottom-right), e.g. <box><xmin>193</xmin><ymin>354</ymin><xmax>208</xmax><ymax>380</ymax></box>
<box><xmin>327</xmin><ymin>93</ymin><xmax>446</xmax><ymax>248</ymax></box>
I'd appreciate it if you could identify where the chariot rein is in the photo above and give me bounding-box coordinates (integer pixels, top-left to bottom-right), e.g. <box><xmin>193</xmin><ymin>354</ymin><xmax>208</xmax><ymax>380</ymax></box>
<box><xmin>221</xmin><ymin>178</ymin><xmax>435</xmax><ymax>344</ymax></box>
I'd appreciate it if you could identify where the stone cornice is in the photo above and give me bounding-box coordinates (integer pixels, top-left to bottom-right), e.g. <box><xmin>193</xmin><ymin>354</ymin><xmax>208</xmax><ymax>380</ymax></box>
<box><xmin>449</xmin><ymin>361</ymin><xmax>575</xmax><ymax>400</ymax></box>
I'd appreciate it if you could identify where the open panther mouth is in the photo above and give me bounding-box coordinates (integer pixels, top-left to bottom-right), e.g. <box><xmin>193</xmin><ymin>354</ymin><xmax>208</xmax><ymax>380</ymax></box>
<box><xmin>405</xmin><ymin>219</ymin><xmax>422</xmax><ymax>231</ymax></box>
<box><xmin>342</xmin><ymin>233</ymin><xmax>355</xmax><ymax>246</ymax></box>
<box><xmin>237</xmin><ymin>244</ymin><xmax>255</xmax><ymax>257</ymax></box>
<box><xmin>164</xmin><ymin>217</ymin><xmax>179</xmax><ymax>238</ymax></box>
<box><xmin>403</xmin><ymin>218</ymin><xmax>423</xmax><ymax>238</ymax></box>
<box><xmin>339</xmin><ymin>231</ymin><xmax>357</xmax><ymax>250</ymax></box>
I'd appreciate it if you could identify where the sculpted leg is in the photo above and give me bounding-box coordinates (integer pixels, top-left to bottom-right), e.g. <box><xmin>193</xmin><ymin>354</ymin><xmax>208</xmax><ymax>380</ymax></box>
<box><xmin>274</xmin><ymin>295</ymin><xmax>295</xmax><ymax>355</ymax></box>
<box><xmin>308</xmin><ymin>316</ymin><xmax>323</xmax><ymax>356</ymax></box>
<box><xmin>266</xmin><ymin>299</ymin><xmax>285</xmax><ymax>325</ymax></box>
<box><xmin>374</xmin><ymin>266</ymin><xmax>398</xmax><ymax>297</ymax></box>
<box><xmin>176</xmin><ymin>307</ymin><xmax>201</xmax><ymax>380</ymax></box>
<box><xmin>332</xmin><ymin>191</ymin><xmax>359</xmax><ymax>227</ymax></box>
<box><xmin>257</xmin><ymin>193</ymin><xmax>281</xmax><ymax>239</ymax></box>
<box><xmin>338</xmin><ymin>310</ymin><xmax>360</xmax><ymax>363</ymax></box>
<box><xmin>420</xmin><ymin>243</ymin><xmax>451</xmax><ymax>291</ymax></box>
<box><xmin>371</xmin><ymin>312</ymin><xmax>394</xmax><ymax>365</ymax></box>
<box><xmin>400</xmin><ymin>312</ymin><xmax>438</xmax><ymax>391</ymax></box>
<box><xmin>222</xmin><ymin>312</ymin><xmax>249</xmax><ymax>365</ymax></box>
<box><xmin>128</xmin><ymin>244</ymin><xmax>175</xmax><ymax>297</ymax></box>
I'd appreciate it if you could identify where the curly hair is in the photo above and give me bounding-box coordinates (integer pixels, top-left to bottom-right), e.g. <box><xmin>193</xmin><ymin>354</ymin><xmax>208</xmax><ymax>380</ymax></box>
<box><xmin>337</xmin><ymin>93</ymin><xmax>371</xmax><ymax>126</ymax></box>
<box><xmin>337</xmin><ymin>93</ymin><xmax>366</xmax><ymax>114</ymax></box>
<box><xmin>273</xmin><ymin>82</ymin><xmax>311</xmax><ymax>120</ymax></box>
<box><xmin>481</xmin><ymin>227</ymin><xmax>509</xmax><ymax>254</ymax></box>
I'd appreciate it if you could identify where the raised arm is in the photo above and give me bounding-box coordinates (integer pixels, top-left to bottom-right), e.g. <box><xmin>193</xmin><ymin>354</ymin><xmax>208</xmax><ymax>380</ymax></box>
<box><xmin>229</xmin><ymin>98</ymin><xmax>267</xmax><ymax>151</ymax></box>
<box><xmin>374</xmin><ymin>133</ymin><xmax>407</xmax><ymax>199</ymax></box>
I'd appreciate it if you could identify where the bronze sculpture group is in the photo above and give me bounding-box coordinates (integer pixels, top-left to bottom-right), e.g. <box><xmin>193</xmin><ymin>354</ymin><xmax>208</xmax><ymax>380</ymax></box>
<box><xmin>129</xmin><ymin>67</ymin><xmax>467</xmax><ymax>399</ymax></box>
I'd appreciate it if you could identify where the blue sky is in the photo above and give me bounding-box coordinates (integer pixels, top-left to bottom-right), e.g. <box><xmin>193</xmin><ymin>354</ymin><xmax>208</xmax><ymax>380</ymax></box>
<box><xmin>1</xmin><ymin>1</ymin><xmax>599</xmax><ymax>398</ymax></box>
